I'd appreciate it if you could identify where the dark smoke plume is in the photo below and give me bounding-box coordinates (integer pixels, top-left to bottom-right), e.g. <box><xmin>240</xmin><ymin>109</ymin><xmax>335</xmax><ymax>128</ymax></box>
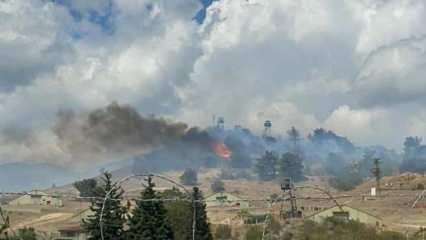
<box><xmin>53</xmin><ymin>102</ymin><xmax>213</xmax><ymax>162</ymax></box>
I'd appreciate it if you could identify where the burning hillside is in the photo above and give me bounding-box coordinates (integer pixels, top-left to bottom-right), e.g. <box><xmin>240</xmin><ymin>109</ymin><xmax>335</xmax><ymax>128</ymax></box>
<box><xmin>212</xmin><ymin>141</ymin><xmax>232</xmax><ymax>160</ymax></box>
<box><xmin>53</xmin><ymin>102</ymin><xmax>234</xmax><ymax>168</ymax></box>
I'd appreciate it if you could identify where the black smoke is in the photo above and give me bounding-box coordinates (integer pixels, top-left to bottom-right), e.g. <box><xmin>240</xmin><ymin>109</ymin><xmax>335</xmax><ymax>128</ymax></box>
<box><xmin>52</xmin><ymin>102</ymin><xmax>404</xmax><ymax>179</ymax></box>
<box><xmin>53</xmin><ymin>102</ymin><xmax>215</xmax><ymax>164</ymax></box>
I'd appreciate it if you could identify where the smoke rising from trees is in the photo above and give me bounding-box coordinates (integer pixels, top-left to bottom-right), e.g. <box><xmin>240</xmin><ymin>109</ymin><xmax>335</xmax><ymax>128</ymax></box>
<box><xmin>53</xmin><ymin>102</ymin><xmax>214</xmax><ymax>164</ymax></box>
<box><xmin>48</xmin><ymin>102</ymin><xmax>417</xmax><ymax>177</ymax></box>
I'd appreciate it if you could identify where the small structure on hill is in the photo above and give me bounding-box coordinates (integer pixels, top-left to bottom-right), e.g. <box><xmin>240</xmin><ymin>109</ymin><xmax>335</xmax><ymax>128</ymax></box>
<box><xmin>205</xmin><ymin>192</ymin><xmax>249</xmax><ymax>208</ymax></box>
<box><xmin>307</xmin><ymin>205</ymin><xmax>382</xmax><ymax>227</ymax></box>
<box><xmin>8</xmin><ymin>190</ymin><xmax>63</xmax><ymax>207</ymax></box>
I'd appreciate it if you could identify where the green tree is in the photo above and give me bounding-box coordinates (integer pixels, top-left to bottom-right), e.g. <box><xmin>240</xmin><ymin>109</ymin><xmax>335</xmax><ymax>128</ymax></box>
<box><xmin>255</xmin><ymin>151</ymin><xmax>277</xmax><ymax>181</ymax></box>
<box><xmin>192</xmin><ymin>187</ymin><xmax>213</xmax><ymax>240</ymax></box>
<box><xmin>159</xmin><ymin>188</ymin><xmax>192</xmax><ymax>240</ymax></box>
<box><xmin>276</xmin><ymin>152</ymin><xmax>306</xmax><ymax>182</ymax></box>
<box><xmin>211</xmin><ymin>179</ymin><xmax>225</xmax><ymax>193</ymax></box>
<box><xmin>329</xmin><ymin>161</ymin><xmax>363</xmax><ymax>191</ymax></box>
<box><xmin>180</xmin><ymin>169</ymin><xmax>198</xmax><ymax>186</ymax></box>
<box><xmin>82</xmin><ymin>172</ymin><xmax>126</xmax><ymax>240</ymax></box>
<box><xmin>74</xmin><ymin>178</ymin><xmax>98</xmax><ymax>198</ymax></box>
<box><xmin>287</xmin><ymin>126</ymin><xmax>301</xmax><ymax>155</ymax></box>
<box><xmin>127</xmin><ymin>176</ymin><xmax>174</xmax><ymax>240</ymax></box>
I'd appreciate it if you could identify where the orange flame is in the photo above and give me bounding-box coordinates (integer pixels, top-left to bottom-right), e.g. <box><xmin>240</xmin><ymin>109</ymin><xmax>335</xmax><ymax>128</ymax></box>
<box><xmin>212</xmin><ymin>141</ymin><xmax>232</xmax><ymax>160</ymax></box>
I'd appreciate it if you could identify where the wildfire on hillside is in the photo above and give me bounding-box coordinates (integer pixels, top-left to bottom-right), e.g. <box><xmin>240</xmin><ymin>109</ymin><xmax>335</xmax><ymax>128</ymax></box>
<box><xmin>212</xmin><ymin>141</ymin><xmax>232</xmax><ymax>160</ymax></box>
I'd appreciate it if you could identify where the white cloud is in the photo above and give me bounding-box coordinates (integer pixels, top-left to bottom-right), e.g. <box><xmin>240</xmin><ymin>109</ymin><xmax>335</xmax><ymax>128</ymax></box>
<box><xmin>0</xmin><ymin>0</ymin><xmax>74</xmax><ymax>91</ymax></box>
<box><xmin>2</xmin><ymin>0</ymin><xmax>426</xmax><ymax>165</ymax></box>
<box><xmin>353</xmin><ymin>36</ymin><xmax>426</xmax><ymax>107</ymax></box>
<box><xmin>354</xmin><ymin>0</ymin><xmax>426</xmax><ymax>54</ymax></box>
<box><xmin>324</xmin><ymin>105</ymin><xmax>390</xmax><ymax>146</ymax></box>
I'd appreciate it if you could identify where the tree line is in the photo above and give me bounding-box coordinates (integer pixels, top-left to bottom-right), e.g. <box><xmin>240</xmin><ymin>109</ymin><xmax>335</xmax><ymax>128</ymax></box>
<box><xmin>82</xmin><ymin>172</ymin><xmax>213</xmax><ymax>240</ymax></box>
<box><xmin>255</xmin><ymin>151</ymin><xmax>306</xmax><ymax>183</ymax></box>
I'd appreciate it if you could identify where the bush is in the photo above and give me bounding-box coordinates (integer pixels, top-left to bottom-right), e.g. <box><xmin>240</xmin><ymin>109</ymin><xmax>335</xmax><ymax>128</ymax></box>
<box><xmin>416</xmin><ymin>183</ymin><xmax>425</xmax><ymax>190</ymax></box>
<box><xmin>377</xmin><ymin>231</ymin><xmax>405</xmax><ymax>240</ymax></box>
<box><xmin>211</xmin><ymin>179</ymin><xmax>225</xmax><ymax>193</ymax></box>
<box><xmin>299</xmin><ymin>218</ymin><xmax>405</xmax><ymax>240</ymax></box>
<box><xmin>214</xmin><ymin>225</ymin><xmax>232</xmax><ymax>240</ymax></box>
<box><xmin>245</xmin><ymin>226</ymin><xmax>263</xmax><ymax>240</ymax></box>
<box><xmin>179</xmin><ymin>168</ymin><xmax>198</xmax><ymax>186</ymax></box>
<box><xmin>9</xmin><ymin>227</ymin><xmax>38</xmax><ymax>240</ymax></box>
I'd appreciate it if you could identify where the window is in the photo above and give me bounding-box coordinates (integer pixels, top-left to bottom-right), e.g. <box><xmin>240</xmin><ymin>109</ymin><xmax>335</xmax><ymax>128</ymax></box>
<box><xmin>216</xmin><ymin>196</ymin><xmax>228</xmax><ymax>201</ymax></box>
<box><xmin>332</xmin><ymin>211</ymin><xmax>349</xmax><ymax>221</ymax></box>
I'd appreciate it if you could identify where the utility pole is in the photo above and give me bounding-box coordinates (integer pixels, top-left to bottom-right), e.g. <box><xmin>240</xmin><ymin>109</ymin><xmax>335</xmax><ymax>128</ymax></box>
<box><xmin>371</xmin><ymin>158</ymin><xmax>381</xmax><ymax>196</ymax></box>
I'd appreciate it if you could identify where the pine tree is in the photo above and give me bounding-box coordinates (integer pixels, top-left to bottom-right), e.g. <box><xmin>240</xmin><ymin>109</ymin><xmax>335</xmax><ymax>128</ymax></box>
<box><xmin>82</xmin><ymin>172</ymin><xmax>126</xmax><ymax>240</ymax></box>
<box><xmin>127</xmin><ymin>176</ymin><xmax>174</xmax><ymax>240</ymax></box>
<box><xmin>191</xmin><ymin>187</ymin><xmax>213</xmax><ymax>240</ymax></box>
<box><xmin>287</xmin><ymin>126</ymin><xmax>301</xmax><ymax>154</ymax></box>
<box><xmin>276</xmin><ymin>152</ymin><xmax>306</xmax><ymax>182</ymax></box>
<box><xmin>159</xmin><ymin>188</ymin><xmax>193</xmax><ymax>240</ymax></box>
<box><xmin>255</xmin><ymin>151</ymin><xmax>277</xmax><ymax>181</ymax></box>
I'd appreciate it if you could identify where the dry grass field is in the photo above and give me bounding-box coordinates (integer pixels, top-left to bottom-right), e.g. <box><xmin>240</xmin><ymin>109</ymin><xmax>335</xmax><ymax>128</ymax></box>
<box><xmin>3</xmin><ymin>169</ymin><xmax>426</xmax><ymax>235</ymax></box>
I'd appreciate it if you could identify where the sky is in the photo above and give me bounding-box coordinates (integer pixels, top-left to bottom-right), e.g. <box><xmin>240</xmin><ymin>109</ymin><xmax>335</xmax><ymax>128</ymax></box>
<box><xmin>1</xmin><ymin>0</ymin><xmax>426</xmax><ymax>166</ymax></box>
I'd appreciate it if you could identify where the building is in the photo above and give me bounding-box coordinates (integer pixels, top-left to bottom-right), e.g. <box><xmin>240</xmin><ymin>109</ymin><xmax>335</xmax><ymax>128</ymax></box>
<box><xmin>205</xmin><ymin>192</ymin><xmax>249</xmax><ymax>208</ymax></box>
<box><xmin>307</xmin><ymin>205</ymin><xmax>382</xmax><ymax>227</ymax></box>
<box><xmin>8</xmin><ymin>190</ymin><xmax>63</xmax><ymax>207</ymax></box>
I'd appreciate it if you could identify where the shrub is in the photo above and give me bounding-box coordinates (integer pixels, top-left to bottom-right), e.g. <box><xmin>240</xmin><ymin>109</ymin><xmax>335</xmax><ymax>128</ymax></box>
<box><xmin>245</xmin><ymin>226</ymin><xmax>263</xmax><ymax>240</ymax></box>
<box><xmin>13</xmin><ymin>227</ymin><xmax>38</xmax><ymax>240</ymax></box>
<box><xmin>298</xmin><ymin>218</ymin><xmax>406</xmax><ymax>240</ymax></box>
<box><xmin>377</xmin><ymin>231</ymin><xmax>405</xmax><ymax>240</ymax></box>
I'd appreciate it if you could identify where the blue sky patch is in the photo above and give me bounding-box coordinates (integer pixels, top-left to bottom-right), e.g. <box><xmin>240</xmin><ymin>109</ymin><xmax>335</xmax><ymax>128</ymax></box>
<box><xmin>51</xmin><ymin>0</ymin><xmax>115</xmax><ymax>36</ymax></box>
<box><xmin>194</xmin><ymin>0</ymin><xmax>215</xmax><ymax>24</ymax></box>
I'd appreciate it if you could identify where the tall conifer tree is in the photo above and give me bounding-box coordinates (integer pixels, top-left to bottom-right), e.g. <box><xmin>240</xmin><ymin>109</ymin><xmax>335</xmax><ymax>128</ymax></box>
<box><xmin>82</xmin><ymin>172</ymin><xmax>126</xmax><ymax>240</ymax></box>
<box><xmin>127</xmin><ymin>176</ymin><xmax>174</xmax><ymax>240</ymax></box>
<box><xmin>191</xmin><ymin>187</ymin><xmax>213</xmax><ymax>240</ymax></box>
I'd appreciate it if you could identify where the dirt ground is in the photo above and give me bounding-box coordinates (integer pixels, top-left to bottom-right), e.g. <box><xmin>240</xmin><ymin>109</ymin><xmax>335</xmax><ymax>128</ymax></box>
<box><xmin>3</xmin><ymin>169</ymin><xmax>426</xmax><ymax>235</ymax></box>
